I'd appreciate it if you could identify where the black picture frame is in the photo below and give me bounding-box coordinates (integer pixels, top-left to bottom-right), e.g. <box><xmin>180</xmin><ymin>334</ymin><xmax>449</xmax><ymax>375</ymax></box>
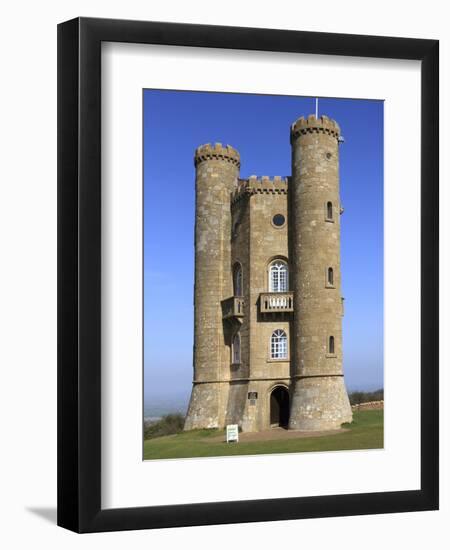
<box><xmin>57</xmin><ymin>17</ymin><xmax>439</xmax><ymax>533</ymax></box>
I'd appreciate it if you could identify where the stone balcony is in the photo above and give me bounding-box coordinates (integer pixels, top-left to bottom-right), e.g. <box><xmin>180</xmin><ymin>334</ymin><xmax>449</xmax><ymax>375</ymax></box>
<box><xmin>221</xmin><ymin>296</ymin><xmax>244</xmax><ymax>322</ymax></box>
<box><xmin>259</xmin><ymin>292</ymin><xmax>294</xmax><ymax>314</ymax></box>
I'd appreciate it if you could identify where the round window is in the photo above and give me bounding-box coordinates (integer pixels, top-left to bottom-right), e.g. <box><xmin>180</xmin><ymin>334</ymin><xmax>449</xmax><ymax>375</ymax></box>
<box><xmin>272</xmin><ymin>214</ymin><xmax>285</xmax><ymax>227</ymax></box>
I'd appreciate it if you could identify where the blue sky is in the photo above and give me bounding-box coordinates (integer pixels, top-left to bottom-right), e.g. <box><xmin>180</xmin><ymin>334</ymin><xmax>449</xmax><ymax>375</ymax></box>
<box><xmin>143</xmin><ymin>90</ymin><xmax>383</xmax><ymax>407</ymax></box>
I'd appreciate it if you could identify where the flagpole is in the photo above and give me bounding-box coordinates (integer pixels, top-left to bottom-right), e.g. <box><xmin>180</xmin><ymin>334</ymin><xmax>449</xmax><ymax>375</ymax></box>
<box><xmin>315</xmin><ymin>97</ymin><xmax>319</xmax><ymax>118</ymax></box>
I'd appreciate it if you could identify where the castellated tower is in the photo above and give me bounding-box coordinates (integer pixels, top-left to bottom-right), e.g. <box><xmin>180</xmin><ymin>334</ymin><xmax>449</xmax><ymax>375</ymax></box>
<box><xmin>184</xmin><ymin>115</ymin><xmax>352</xmax><ymax>433</ymax></box>
<box><xmin>184</xmin><ymin>143</ymin><xmax>240</xmax><ymax>430</ymax></box>
<box><xmin>288</xmin><ymin>115</ymin><xmax>352</xmax><ymax>430</ymax></box>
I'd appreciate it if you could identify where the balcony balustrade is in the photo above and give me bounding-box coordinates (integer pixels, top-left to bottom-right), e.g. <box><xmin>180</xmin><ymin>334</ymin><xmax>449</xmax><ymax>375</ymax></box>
<box><xmin>221</xmin><ymin>296</ymin><xmax>244</xmax><ymax>321</ymax></box>
<box><xmin>259</xmin><ymin>292</ymin><xmax>294</xmax><ymax>313</ymax></box>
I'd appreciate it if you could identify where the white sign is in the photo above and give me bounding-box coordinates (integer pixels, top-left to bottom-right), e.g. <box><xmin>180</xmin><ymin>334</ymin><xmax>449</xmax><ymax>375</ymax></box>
<box><xmin>226</xmin><ymin>424</ymin><xmax>239</xmax><ymax>443</ymax></box>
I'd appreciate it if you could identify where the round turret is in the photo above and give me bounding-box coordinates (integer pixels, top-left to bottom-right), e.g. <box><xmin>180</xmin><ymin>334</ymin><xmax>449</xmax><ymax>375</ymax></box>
<box><xmin>288</xmin><ymin>113</ymin><xmax>352</xmax><ymax>431</ymax></box>
<box><xmin>184</xmin><ymin>142</ymin><xmax>240</xmax><ymax>431</ymax></box>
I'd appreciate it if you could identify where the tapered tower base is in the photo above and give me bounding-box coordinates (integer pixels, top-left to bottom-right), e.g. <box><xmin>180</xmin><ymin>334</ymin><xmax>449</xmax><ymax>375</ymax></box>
<box><xmin>184</xmin><ymin>383</ymin><xmax>222</xmax><ymax>430</ymax></box>
<box><xmin>289</xmin><ymin>376</ymin><xmax>352</xmax><ymax>431</ymax></box>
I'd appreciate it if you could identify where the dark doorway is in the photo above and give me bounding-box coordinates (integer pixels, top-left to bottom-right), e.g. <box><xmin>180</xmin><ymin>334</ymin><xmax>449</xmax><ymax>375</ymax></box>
<box><xmin>270</xmin><ymin>386</ymin><xmax>290</xmax><ymax>428</ymax></box>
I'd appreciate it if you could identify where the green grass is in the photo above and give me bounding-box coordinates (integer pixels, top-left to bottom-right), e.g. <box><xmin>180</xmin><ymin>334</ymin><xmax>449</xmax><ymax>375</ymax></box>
<box><xmin>143</xmin><ymin>409</ymin><xmax>383</xmax><ymax>460</ymax></box>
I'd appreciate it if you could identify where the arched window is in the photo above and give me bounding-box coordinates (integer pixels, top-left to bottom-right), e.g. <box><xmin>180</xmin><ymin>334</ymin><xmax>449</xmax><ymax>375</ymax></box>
<box><xmin>233</xmin><ymin>263</ymin><xmax>243</xmax><ymax>297</ymax></box>
<box><xmin>269</xmin><ymin>260</ymin><xmax>288</xmax><ymax>292</ymax></box>
<box><xmin>329</xmin><ymin>336</ymin><xmax>335</xmax><ymax>354</ymax></box>
<box><xmin>327</xmin><ymin>201</ymin><xmax>333</xmax><ymax>220</ymax></box>
<box><xmin>232</xmin><ymin>332</ymin><xmax>241</xmax><ymax>364</ymax></box>
<box><xmin>328</xmin><ymin>267</ymin><xmax>334</xmax><ymax>286</ymax></box>
<box><xmin>271</xmin><ymin>329</ymin><xmax>288</xmax><ymax>359</ymax></box>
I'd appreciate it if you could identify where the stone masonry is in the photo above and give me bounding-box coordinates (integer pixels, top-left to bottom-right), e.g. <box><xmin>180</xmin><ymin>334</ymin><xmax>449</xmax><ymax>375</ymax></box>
<box><xmin>184</xmin><ymin>115</ymin><xmax>353</xmax><ymax>432</ymax></box>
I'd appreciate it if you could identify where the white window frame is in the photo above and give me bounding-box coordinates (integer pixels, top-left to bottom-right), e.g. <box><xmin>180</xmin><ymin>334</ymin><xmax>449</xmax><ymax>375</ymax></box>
<box><xmin>269</xmin><ymin>260</ymin><xmax>288</xmax><ymax>292</ymax></box>
<box><xmin>270</xmin><ymin>329</ymin><xmax>288</xmax><ymax>360</ymax></box>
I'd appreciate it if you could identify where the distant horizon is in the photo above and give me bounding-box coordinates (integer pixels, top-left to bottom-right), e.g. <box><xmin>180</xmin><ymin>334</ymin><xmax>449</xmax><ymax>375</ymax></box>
<box><xmin>145</xmin><ymin>381</ymin><xmax>385</xmax><ymax>402</ymax></box>
<box><xmin>144</xmin><ymin>90</ymin><xmax>383</xmax><ymax>409</ymax></box>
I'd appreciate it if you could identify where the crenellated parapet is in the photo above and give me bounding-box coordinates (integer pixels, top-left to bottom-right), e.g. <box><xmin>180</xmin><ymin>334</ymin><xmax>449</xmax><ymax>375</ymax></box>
<box><xmin>194</xmin><ymin>142</ymin><xmax>241</xmax><ymax>168</ymax></box>
<box><xmin>290</xmin><ymin>114</ymin><xmax>340</xmax><ymax>143</ymax></box>
<box><xmin>231</xmin><ymin>175</ymin><xmax>288</xmax><ymax>205</ymax></box>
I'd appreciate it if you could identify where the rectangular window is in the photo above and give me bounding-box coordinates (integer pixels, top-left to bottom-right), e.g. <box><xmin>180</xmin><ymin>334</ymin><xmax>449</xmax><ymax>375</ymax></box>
<box><xmin>232</xmin><ymin>334</ymin><xmax>241</xmax><ymax>364</ymax></box>
<box><xmin>271</xmin><ymin>330</ymin><xmax>288</xmax><ymax>359</ymax></box>
<box><xmin>269</xmin><ymin>262</ymin><xmax>288</xmax><ymax>292</ymax></box>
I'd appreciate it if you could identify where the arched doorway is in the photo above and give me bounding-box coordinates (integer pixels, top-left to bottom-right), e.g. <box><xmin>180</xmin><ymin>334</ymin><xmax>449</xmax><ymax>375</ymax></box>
<box><xmin>270</xmin><ymin>386</ymin><xmax>290</xmax><ymax>428</ymax></box>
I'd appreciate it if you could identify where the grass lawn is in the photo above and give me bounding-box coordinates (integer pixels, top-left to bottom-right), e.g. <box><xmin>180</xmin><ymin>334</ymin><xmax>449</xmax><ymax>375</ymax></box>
<box><xmin>143</xmin><ymin>409</ymin><xmax>383</xmax><ymax>460</ymax></box>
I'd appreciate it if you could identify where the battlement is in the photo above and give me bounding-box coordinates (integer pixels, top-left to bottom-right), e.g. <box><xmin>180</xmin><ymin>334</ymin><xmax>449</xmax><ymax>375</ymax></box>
<box><xmin>290</xmin><ymin>114</ymin><xmax>340</xmax><ymax>142</ymax></box>
<box><xmin>194</xmin><ymin>142</ymin><xmax>241</xmax><ymax>168</ymax></box>
<box><xmin>231</xmin><ymin>175</ymin><xmax>288</xmax><ymax>204</ymax></box>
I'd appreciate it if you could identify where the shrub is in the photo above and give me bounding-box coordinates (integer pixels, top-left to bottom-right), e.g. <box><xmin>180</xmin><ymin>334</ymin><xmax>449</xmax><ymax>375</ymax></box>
<box><xmin>144</xmin><ymin>413</ymin><xmax>185</xmax><ymax>440</ymax></box>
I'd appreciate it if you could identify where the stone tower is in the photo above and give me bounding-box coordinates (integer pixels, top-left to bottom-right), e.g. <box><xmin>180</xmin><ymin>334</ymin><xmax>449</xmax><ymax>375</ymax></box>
<box><xmin>288</xmin><ymin>115</ymin><xmax>352</xmax><ymax>430</ymax></box>
<box><xmin>184</xmin><ymin>115</ymin><xmax>352</xmax><ymax>433</ymax></box>
<box><xmin>184</xmin><ymin>143</ymin><xmax>240</xmax><ymax>430</ymax></box>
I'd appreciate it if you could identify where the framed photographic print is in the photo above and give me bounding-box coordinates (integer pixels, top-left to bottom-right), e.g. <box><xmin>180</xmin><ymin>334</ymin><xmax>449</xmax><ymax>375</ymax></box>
<box><xmin>57</xmin><ymin>17</ymin><xmax>439</xmax><ymax>532</ymax></box>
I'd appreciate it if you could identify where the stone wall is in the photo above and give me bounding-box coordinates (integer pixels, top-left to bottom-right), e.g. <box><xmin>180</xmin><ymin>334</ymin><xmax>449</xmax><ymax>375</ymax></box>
<box><xmin>352</xmin><ymin>400</ymin><xmax>384</xmax><ymax>411</ymax></box>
